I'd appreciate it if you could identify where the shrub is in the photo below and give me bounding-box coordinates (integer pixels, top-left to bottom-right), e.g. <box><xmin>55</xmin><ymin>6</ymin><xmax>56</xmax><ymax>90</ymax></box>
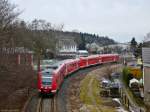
<box><xmin>122</xmin><ymin>67</ymin><xmax>132</xmax><ymax>86</ymax></box>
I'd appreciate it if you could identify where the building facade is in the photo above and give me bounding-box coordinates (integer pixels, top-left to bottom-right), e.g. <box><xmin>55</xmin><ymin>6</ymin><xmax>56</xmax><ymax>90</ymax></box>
<box><xmin>142</xmin><ymin>47</ymin><xmax>150</xmax><ymax>105</ymax></box>
<box><xmin>57</xmin><ymin>38</ymin><xmax>77</xmax><ymax>58</ymax></box>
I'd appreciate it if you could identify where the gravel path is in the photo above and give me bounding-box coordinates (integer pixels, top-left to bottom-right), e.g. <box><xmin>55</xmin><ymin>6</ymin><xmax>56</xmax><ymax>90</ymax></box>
<box><xmin>42</xmin><ymin>98</ymin><xmax>52</xmax><ymax>112</ymax></box>
<box><xmin>25</xmin><ymin>95</ymin><xmax>39</xmax><ymax>112</ymax></box>
<box><xmin>57</xmin><ymin>65</ymin><xmax>102</xmax><ymax>112</ymax></box>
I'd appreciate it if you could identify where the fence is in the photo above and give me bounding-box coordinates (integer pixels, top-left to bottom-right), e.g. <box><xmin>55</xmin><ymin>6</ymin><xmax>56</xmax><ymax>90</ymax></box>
<box><xmin>0</xmin><ymin>48</ymin><xmax>33</xmax><ymax>66</ymax></box>
<box><xmin>120</xmin><ymin>88</ymin><xmax>145</xmax><ymax>112</ymax></box>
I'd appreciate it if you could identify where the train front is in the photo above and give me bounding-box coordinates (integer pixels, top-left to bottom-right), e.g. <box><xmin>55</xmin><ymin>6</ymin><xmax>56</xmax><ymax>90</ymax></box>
<box><xmin>38</xmin><ymin>69</ymin><xmax>57</xmax><ymax>95</ymax></box>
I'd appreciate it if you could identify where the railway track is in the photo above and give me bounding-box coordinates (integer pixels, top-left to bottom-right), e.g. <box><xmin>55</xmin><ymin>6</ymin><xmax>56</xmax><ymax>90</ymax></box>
<box><xmin>34</xmin><ymin>63</ymin><xmax>119</xmax><ymax>112</ymax></box>
<box><xmin>36</xmin><ymin>97</ymin><xmax>56</xmax><ymax>112</ymax></box>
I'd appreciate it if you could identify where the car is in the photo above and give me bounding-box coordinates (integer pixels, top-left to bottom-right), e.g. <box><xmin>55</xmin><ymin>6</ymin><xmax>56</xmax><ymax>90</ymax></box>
<box><xmin>112</xmin><ymin>98</ymin><xmax>128</xmax><ymax>112</ymax></box>
<box><xmin>111</xmin><ymin>72</ymin><xmax>121</xmax><ymax>79</ymax></box>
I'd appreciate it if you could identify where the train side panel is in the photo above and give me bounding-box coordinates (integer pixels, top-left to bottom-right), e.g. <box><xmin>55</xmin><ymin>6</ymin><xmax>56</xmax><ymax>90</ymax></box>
<box><xmin>99</xmin><ymin>56</ymin><xmax>102</xmax><ymax>64</ymax></box>
<box><xmin>101</xmin><ymin>55</ymin><xmax>113</xmax><ymax>63</ymax></box>
<box><xmin>53</xmin><ymin>64</ymin><xmax>66</xmax><ymax>92</ymax></box>
<box><xmin>87</xmin><ymin>55</ymin><xmax>99</xmax><ymax>66</ymax></box>
<box><xmin>37</xmin><ymin>72</ymin><xmax>42</xmax><ymax>92</ymax></box>
<box><xmin>51</xmin><ymin>73</ymin><xmax>57</xmax><ymax>93</ymax></box>
<box><xmin>79</xmin><ymin>57</ymin><xmax>88</xmax><ymax>68</ymax></box>
<box><xmin>114</xmin><ymin>54</ymin><xmax>119</xmax><ymax>62</ymax></box>
<box><xmin>66</xmin><ymin>59</ymin><xmax>79</xmax><ymax>75</ymax></box>
<box><xmin>101</xmin><ymin>54</ymin><xmax>119</xmax><ymax>63</ymax></box>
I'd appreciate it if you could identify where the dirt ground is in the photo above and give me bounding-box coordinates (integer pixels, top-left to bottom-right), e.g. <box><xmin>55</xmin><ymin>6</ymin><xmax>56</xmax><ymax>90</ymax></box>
<box><xmin>66</xmin><ymin>64</ymin><xmax>122</xmax><ymax>112</ymax></box>
<box><xmin>66</xmin><ymin>72</ymin><xmax>86</xmax><ymax>112</ymax></box>
<box><xmin>0</xmin><ymin>64</ymin><xmax>37</xmax><ymax>111</ymax></box>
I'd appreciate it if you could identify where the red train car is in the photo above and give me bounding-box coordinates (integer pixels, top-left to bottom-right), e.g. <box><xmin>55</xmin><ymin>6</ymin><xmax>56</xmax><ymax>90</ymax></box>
<box><xmin>38</xmin><ymin>61</ymin><xmax>66</xmax><ymax>94</ymax></box>
<box><xmin>65</xmin><ymin>59</ymin><xmax>80</xmax><ymax>75</ymax></box>
<box><xmin>100</xmin><ymin>54</ymin><xmax>119</xmax><ymax>63</ymax></box>
<box><xmin>53</xmin><ymin>63</ymin><xmax>66</xmax><ymax>92</ymax></box>
<box><xmin>79</xmin><ymin>57</ymin><xmax>88</xmax><ymax>68</ymax></box>
<box><xmin>37</xmin><ymin>54</ymin><xmax>119</xmax><ymax>95</ymax></box>
<box><xmin>87</xmin><ymin>55</ymin><xmax>100</xmax><ymax>66</ymax></box>
<box><xmin>38</xmin><ymin>69</ymin><xmax>56</xmax><ymax>94</ymax></box>
<box><xmin>79</xmin><ymin>55</ymin><xmax>100</xmax><ymax>67</ymax></box>
<box><xmin>113</xmin><ymin>54</ymin><xmax>120</xmax><ymax>62</ymax></box>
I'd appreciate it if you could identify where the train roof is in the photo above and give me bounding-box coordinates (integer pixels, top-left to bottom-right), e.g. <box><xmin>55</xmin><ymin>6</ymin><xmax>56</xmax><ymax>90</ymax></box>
<box><xmin>79</xmin><ymin>55</ymin><xmax>99</xmax><ymax>59</ymax></box>
<box><xmin>50</xmin><ymin>60</ymin><xmax>66</xmax><ymax>68</ymax></box>
<box><xmin>63</xmin><ymin>58</ymin><xmax>79</xmax><ymax>63</ymax></box>
<box><xmin>87</xmin><ymin>55</ymin><xmax>99</xmax><ymax>58</ymax></box>
<box><xmin>100</xmin><ymin>54</ymin><xmax>119</xmax><ymax>57</ymax></box>
<box><xmin>41</xmin><ymin>59</ymin><xmax>58</xmax><ymax>65</ymax></box>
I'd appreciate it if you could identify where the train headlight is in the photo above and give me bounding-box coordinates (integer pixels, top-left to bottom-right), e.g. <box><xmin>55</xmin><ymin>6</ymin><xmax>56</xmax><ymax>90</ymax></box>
<box><xmin>38</xmin><ymin>89</ymin><xmax>41</xmax><ymax>92</ymax></box>
<box><xmin>51</xmin><ymin>90</ymin><xmax>56</xmax><ymax>93</ymax></box>
<box><xmin>48</xmin><ymin>86</ymin><xmax>51</xmax><ymax>89</ymax></box>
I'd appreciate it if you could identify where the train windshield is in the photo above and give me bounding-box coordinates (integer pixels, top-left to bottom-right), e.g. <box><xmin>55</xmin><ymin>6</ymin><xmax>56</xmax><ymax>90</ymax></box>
<box><xmin>41</xmin><ymin>69</ymin><xmax>53</xmax><ymax>86</ymax></box>
<box><xmin>42</xmin><ymin>77</ymin><xmax>52</xmax><ymax>86</ymax></box>
<box><xmin>41</xmin><ymin>60</ymin><xmax>54</xmax><ymax>65</ymax></box>
<box><xmin>42</xmin><ymin>71</ymin><xmax>52</xmax><ymax>77</ymax></box>
<box><xmin>46</xmin><ymin>65</ymin><xmax>58</xmax><ymax>70</ymax></box>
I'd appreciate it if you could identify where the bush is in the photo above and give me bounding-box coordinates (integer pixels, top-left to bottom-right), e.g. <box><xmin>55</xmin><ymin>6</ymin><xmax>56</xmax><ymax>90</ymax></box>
<box><xmin>122</xmin><ymin>67</ymin><xmax>133</xmax><ymax>86</ymax></box>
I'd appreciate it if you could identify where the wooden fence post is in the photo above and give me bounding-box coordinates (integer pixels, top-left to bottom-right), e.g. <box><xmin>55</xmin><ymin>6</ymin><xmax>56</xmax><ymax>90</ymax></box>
<box><xmin>128</xmin><ymin>99</ymin><xmax>129</xmax><ymax>109</ymax></box>
<box><xmin>17</xmin><ymin>54</ymin><xmax>20</xmax><ymax>65</ymax></box>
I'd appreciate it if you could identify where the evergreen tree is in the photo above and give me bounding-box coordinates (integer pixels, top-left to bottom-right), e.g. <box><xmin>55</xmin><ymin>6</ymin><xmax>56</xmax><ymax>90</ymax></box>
<box><xmin>78</xmin><ymin>33</ymin><xmax>86</xmax><ymax>50</ymax></box>
<box><xmin>135</xmin><ymin>43</ymin><xmax>143</xmax><ymax>58</ymax></box>
<box><xmin>130</xmin><ymin>37</ymin><xmax>137</xmax><ymax>56</ymax></box>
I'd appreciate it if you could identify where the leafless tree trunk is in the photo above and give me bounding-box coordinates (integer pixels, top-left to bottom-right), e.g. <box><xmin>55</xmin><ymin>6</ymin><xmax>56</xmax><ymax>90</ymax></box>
<box><xmin>0</xmin><ymin>0</ymin><xmax>21</xmax><ymax>47</ymax></box>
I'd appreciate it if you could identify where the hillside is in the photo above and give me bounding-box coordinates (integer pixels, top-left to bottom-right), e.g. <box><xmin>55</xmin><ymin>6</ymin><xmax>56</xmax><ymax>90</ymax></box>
<box><xmin>55</xmin><ymin>30</ymin><xmax>116</xmax><ymax>50</ymax></box>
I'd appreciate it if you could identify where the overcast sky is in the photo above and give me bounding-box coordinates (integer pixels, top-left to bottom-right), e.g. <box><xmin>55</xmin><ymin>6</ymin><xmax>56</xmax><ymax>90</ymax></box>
<box><xmin>11</xmin><ymin>0</ymin><xmax>150</xmax><ymax>42</ymax></box>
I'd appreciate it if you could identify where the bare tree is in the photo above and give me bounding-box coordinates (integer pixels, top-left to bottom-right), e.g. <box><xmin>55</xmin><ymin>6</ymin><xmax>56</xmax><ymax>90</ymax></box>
<box><xmin>0</xmin><ymin>0</ymin><xmax>21</xmax><ymax>47</ymax></box>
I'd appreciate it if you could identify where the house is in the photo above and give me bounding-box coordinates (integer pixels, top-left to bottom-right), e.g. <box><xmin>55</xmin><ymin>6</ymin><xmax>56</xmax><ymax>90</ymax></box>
<box><xmin>56</xmin><ymin>38</ymin><xmax>77</xmax><ymax>58</ymax></box>
<box><xmin>97</xmin><ymin>43</ymin><xmax>130</xmax><ymax>54</ymax></box>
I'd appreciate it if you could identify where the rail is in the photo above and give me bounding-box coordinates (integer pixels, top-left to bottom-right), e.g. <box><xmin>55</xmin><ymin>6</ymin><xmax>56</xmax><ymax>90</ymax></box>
<box><xmin>120</xmin><ymin>88</ymin><xmax>145</xmax><ymax>112</ymax></box>
<box><xmin>36</xmin><ymin>97</ymin><xmax>56</xmax><ymax>112</ymax></box>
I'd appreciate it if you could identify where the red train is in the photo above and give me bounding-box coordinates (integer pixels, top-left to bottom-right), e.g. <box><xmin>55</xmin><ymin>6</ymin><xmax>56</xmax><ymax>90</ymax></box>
<box><xmin>37</xmin><ymin>54</ymin><xmax>119</xmax><ymax>95</ymax></box>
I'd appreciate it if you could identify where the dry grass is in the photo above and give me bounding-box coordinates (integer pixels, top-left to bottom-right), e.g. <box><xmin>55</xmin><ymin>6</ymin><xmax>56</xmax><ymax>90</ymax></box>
<box><xmin>80</xmin><ymin>69</ymin><xmax>116</xmax><ymax>112</ymax></box>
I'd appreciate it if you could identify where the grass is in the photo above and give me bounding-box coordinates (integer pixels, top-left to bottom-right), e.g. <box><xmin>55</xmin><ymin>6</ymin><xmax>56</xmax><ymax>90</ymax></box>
<box><xmin>122</xmin><ymin>67</ymin><xmax>146</xmax><ymax>110</ymax></box>
<box><xmin>80</xmin><ymin>72</ymin><xmax>116</xmax><ymax>112</ymax></box>
<box><xmin>126</xmin><ymin>87</ymin><xmax>146</xmax><ymax>108</ymax></box>
<box><xmin>80</xmin><ymin>75</ymin><xmax>93</xmax><ymax>104</ymax></box>
<box><xmin>92</xmin><ymin>77</ymin><xmax>101</xmax><ymax>105</ymax></box>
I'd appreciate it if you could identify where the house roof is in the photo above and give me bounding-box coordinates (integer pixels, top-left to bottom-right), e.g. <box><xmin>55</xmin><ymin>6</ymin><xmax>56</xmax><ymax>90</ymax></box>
<box><xmin>59</xmin><ymin>39</ymin><xmax>77</xmax><ymax>46</ymax></box>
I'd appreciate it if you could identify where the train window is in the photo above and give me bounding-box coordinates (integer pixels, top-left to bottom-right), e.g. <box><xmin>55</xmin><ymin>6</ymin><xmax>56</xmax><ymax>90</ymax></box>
<box><xmin>42</xmin><ymin>69</ymin><xmax>53</xmax><ymax>77</ymax></box>
<box><xmin>41</xmin><ymin>60</ymin><xmax>54</xmax><ymax>65</ymax></box>
<box><xmin>46</xmin><ymin>66</ymin><xmax>58</xmax><ymax>69</ymax></box>
<box><xmin>42</xmin><ymin>72</ymin><xmax>52</xmax><ymax>76</ymax></box>
<box><xmin>42</xmin><ymin>77</ymin><xmax>52</xmax><ymax>86</ymax></box>
<box><xmin>72</xmin><ymin>63</ymin><xmax>75</xmax><ymax>66</ymax></box>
